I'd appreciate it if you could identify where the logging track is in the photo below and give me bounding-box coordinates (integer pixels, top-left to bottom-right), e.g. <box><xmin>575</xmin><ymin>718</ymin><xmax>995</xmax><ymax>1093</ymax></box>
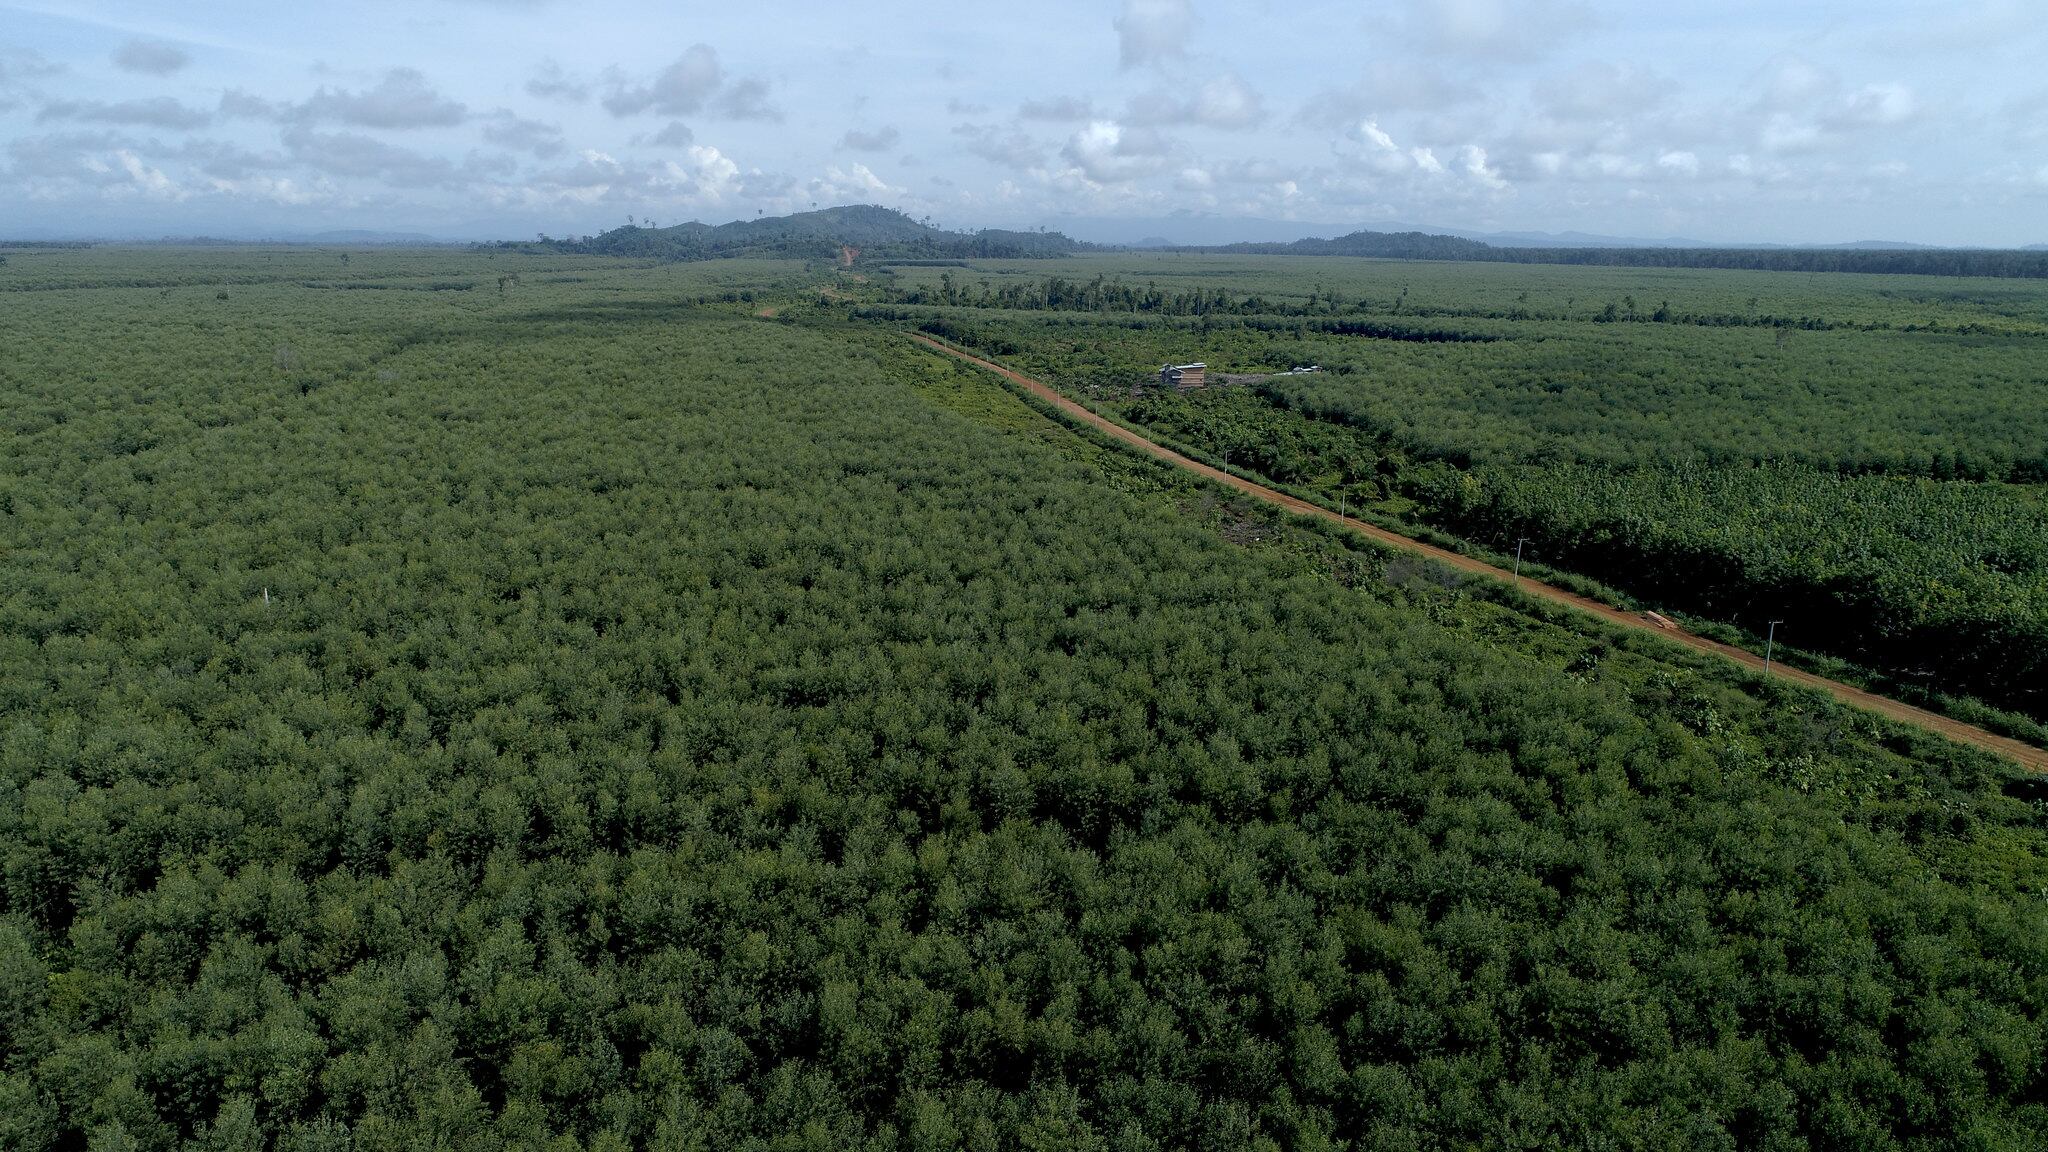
<box><xmin>909</xmin><ymin>332</ymin><xmax>2048</xmax><ymax>775</ymax></box>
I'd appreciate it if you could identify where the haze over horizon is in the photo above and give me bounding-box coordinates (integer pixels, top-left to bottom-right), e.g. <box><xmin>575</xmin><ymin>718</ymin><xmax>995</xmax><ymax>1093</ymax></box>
<box><xmin>1</xmin><ymin>0</ymin><xmax>2042</xmax><ymax>246</ymax></box>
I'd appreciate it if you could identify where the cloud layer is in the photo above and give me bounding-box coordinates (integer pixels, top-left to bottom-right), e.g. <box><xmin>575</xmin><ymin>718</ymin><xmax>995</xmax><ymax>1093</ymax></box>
<box><xmin>0</xmin><ymin>1</ymin><xmax>2036</xmax><ymax>244</ymax></box>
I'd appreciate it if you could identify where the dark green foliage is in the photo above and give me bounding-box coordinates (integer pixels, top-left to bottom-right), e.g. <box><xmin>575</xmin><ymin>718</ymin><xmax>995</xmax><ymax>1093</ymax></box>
<box><xmin>1415</xmin><ymin>462</ymin><xmax>2048</xmax><ymax>716</ymax></box>
<box><xmin>877</xmin><ymin>277</ymin><xmax>1493</xmax><ymax>343</ymax></box>
<box><xmin>1259</xmin><ymin>326</ymin><xmax>2048</xmax><ymax>481</ymax></box>
<box><xmin>3</xmin><ymin>252</ymin><xmax>2047</xmax><ymax>1150</ymax></box>
<box><xmin>1124</xmin><ymin>389</ymin><xmax>1384</xmax><ymax>489</ymax></box>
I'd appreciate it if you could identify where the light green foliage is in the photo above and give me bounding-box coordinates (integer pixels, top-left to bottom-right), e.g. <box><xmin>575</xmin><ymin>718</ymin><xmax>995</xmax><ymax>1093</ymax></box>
<box><xmin>883</xmin><ymin>259</ymin><xmax>2048</xmax><ymax>719</ymax></box>
<box><xmin>2</xmin><ymin>250</ymin><xmax>2046</xmax><ymax>1150</ymax></box>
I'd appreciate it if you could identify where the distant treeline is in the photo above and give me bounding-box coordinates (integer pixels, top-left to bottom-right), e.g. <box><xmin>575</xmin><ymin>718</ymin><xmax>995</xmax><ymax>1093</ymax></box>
<box><xmin>1205</xmin><ymin>231</ymin><xmax>2048</xmax><ymax>278</ymax></box>
<box><xmin>864</xmin><ymin>308</ymin><xmax>1492</xmax><ymax>352</ymax></box>
<box><xmin>879</xmin><ymin>273</ymin><xmax>1972</xmax><ymax>336</ymax></box>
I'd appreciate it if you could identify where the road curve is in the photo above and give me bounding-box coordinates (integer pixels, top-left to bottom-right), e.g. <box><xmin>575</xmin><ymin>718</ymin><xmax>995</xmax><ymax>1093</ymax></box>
<box><xmin>910</xmin><ymin>332</ymin><xmax>2048</xmax><ymax>776</ymax></box>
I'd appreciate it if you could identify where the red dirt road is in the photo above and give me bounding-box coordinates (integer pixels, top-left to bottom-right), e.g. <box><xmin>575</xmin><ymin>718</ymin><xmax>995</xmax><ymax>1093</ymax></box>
<box><xmin>911</xmin><ymin>333</ymin><xmax>2048</xmax><ymax>775</ymax></box>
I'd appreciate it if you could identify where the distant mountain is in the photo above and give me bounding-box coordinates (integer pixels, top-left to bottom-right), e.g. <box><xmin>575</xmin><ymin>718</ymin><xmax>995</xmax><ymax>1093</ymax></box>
<box><xmin>1056</xmin><ymin>214</ymin><xmax>1735</xmax><ymax>249</ymax></box>
<box><xmin>548</xmin><ymin>205</ymin><xmax>1088</xmax><ymax>262</ymax></box>
<box><xmin>1454</xmin><ymin>228</ymin><xmax>1716</xmax><ymax>248</ymax></box>
<box><xmin>1047</xmin><ymin>214</ymin><xmax>2015</xmax><ymax>252</ymax></box>
<box><xmin>2026</xmin><ymin>244</ymin><xmax>2048</xmax><ymax>252</ymax></box>
<box><xmin>1822</xmin><ymin>240</ymin><xmax>1937</xmax><ymax>251</ymax></box>
<box><xmin>1205</xmin><ymin>229</ymin><xmax>2048</xmax><ymax>278</ymax></box>
<box><xmin>296</xmin><ymin>229</ymin><xmax>447</xmax><ymax>246</ymax></box>
<box><xmin>523</xmin><ymin>205</ymin><xmax>2042</xmax><ymax>278</ymax></box>
<box><xmin>132</xmin><ymin>229</ymin><xmax>452</xmax><ymax>246</ymax></box>
<box><xmin>1219</xmin><ymin>230</ymin><xmax>1495</xmax><ymax>260</ymax></box>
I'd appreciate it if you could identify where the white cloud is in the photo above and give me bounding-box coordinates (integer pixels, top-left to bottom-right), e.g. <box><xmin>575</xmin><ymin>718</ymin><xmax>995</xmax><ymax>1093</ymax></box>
<box><xmin>1533</xmin><ymin>62</ymin><xmax>1673</xmax><ymax>121</ymax></box>
<box><xmin>1020</xmin><ymin>96</ymin><xmax>1097</xmax><ymax>122</ymax></box>
<box><xmin>102</xmin><ymin>150</ymin><xmax>183</xmax><ymax>198</ymax></box>
<box><xmin>1833</xmin><ymin>83</ymin><xmax>1917</xmax><ymax>128</ymax></box>
<box><xmin>2002</xmin><ymin>88</ymin><xmax>2048</xmax><ymax>142</ymax></box>
<box><xmin>603</xmin><ymin>47</ymin><xmax>779</xmax><ymax>121</ymax></box>
<box><xmin>810</xmin><ymin>162</ymin><xmax>901</xmax><ymax>203</ymax></box>
<box><xmin>1207</xmin><ymin>157</ymin><xmax>1294</xmax><ymax>185</ymax></box>
<box><xmin>1115</xmin><ymin>0</ymin><xmax>1194</xmax><ymax>68</ymax></box>
<box><xmin>1657</xmin><ymin>150</ymin><xmax>1700</xmax><ymax>176</ymax></box>
<box><xmin>514</xmin><ymin>145</ymin><xmax>758</xmax><ymax>208</ymax></box>
<box><xmin>715</xmin><ymin>78</ymin><xmax>781</xmax><ymax>122</ymax></box>
<box><xmin>1748</xmin><ymin>59</ymin><xmax>1923</xmax><ymax>156</ymax></box>
<box><xmin>683</xmin><ymin>145</ymin><xmax>741</xmax><ymax>198</ymax></box>
<box><xmin>1335</xmin><ymin>116</ymin><xmax>1417</xmax><ymax>175</ymax></box>
<box><xmin>177</xmin><ymin>139</ymin><xmax>289</xmax><ymax>180</ymax></box>
<box><xmin>1757</xmin><ymin>55</ymin><xmax>1834</xmax><ymax>110</ymax></box>
<box><xmin>299</xmin><ymin>69</ymin><xmax>467</xmax><ymax>129</ymax></box>
<box><xmin>39</xmin><ymin>97</ymin><xmax>212</xmax><ymax>130</ymax></box>
<box><xmin>840</xmin><ymin>126</ymin><xmax>901</xmax><ymax>152</ymax></box>
<box><xmin>0</xmin><ymin>4</ymin><xmax>2031</xmax><ymax>244</ymax></box>
<box><xmin>1410</xmin><ymin>0</ymin><xmax>1594</xmax><ymax>58</ymax></box>
<box><xmin>9</xmin><ymin>131</ymin><xmax>131</xmax><ymax>185</ymax></box>
<box><xmin>1129</xmin><ymin>72</ymin><xmax>1266</xmax><ymax>130</ymax></box>
<box><xmin>603</xmin><ymin>47</ymin><xmax>723</xmax><ymax>116</ymax></box>
<box><xmin>281</xmin><ymin>125</ymin><xmax>462</xmax><ymax>186</ymax></box>
<box><xmin>1760</xmin><ymin>113</ymin><xmax>1823</xmax><ymax>154</ymax></box>
<box><xmin>482</xmin><ymin>111</ymin><xmax>566</xmax><ymax>158</ymax></box>
<box><xmin>953</xmin><ymin>123</ymin><xmax>1043</xmax><ymax>170</ymax></box>
<box><xmin>0</xmin><ymin>46</ymin><xmax>61</xmax><ymax>91</ymax></box>
<box><xmin>1062</xmin><ymin>120</ymin><xmax>1173</xmax><ymax>183</ymax></box>
<box><xmin>525</xmin><ymin>60</ymin><xmax>590</xmax><ymax>103</ymax></box>
<box><xmin>1299</xmin><ymin>62</ymin><xmax>1479</xmax><ymax>128</ymax></box>
<box><xmin>218</xmin><ymin>90</ymin><xmax>285</xmax><ymax>120</ymax></box>
<box><xmin>202</xmin><ymin>173</ymin><xmax>328</xmax><ymax>206</ymax></box>
<box><xmin>7</xmin><ymin>133</ymin><xmax>186</xmax><ymax>200</ymax></box>
<box><xmin>649</xmin><ymin>121</ymin><xmax>695</xmax><ymax>147</ymax></box>
<box><xmin>1341</xmin><ymin>118</ymin><xmax>1436</xmax><ymax>176</ymax></box>
<box><xmin>113</xmin><ymin>39</ymin><xmax>190</xmax><ymax>76</ymax></box>
<box><xmin>527</xmin><ymin>150</ymin><xmax>629</xmax><ymax>202</ymax></box>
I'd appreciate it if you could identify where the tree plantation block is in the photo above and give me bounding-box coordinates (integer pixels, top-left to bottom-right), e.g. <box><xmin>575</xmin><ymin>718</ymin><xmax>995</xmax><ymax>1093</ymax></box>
<box><xmin>1</xmin><ymin>248</ymin><xmax>2044</xmax><ymax>1150</ymax></box>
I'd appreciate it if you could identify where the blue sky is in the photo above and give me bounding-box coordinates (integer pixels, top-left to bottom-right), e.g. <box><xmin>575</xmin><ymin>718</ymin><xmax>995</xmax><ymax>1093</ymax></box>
<box><xmin>1</xmin><ymin>0</ymin><xmax>2042</xmax><ymax>243</ymax></box>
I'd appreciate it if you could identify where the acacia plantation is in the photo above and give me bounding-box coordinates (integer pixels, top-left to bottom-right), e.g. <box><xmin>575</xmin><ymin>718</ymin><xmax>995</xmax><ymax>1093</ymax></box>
<box><xmin>2</xmin><ymin>246</ymin><xmax>2046</xmax><ymax>1150</ymax></box>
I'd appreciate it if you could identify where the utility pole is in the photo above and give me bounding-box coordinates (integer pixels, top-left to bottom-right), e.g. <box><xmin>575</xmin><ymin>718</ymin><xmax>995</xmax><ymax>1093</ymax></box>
<box><xmin>1765</xmin><ymin>620</ymin><xmax>1783</xmax><ymax>673</ymax></box>
<box><xmin>1514</xmin><ymin>538</ymin><xmax>1528</xmax><ymax>586</ymax></box>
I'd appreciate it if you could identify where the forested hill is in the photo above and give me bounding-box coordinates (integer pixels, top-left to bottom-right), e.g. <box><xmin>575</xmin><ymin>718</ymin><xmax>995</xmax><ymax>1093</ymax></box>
<box><xmin>542</xmin><ymin>204</ymin><xmax>1090</xmax><ymax>262</ymax></box>
<box><xmin>1219</xmin><ymin>231</ymin><xmax>1497</xmax><ymax>261</ymax></box>
<box><xmin>1212</xmin><ymin>230</ymin><xmax>2048</xmax><ymax>277</ymax></box>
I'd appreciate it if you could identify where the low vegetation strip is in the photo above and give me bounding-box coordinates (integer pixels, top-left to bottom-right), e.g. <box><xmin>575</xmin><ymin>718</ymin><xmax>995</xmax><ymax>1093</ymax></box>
<box><xmin>909</xmin><ymin>333</ymin><xmax>2048</xmax><ymax>775</ymax></box>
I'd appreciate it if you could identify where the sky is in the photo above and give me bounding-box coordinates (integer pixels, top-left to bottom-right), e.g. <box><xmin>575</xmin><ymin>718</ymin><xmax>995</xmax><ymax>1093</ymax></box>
<box><xmin>0</xmin><ymin>0</ymin><xmax>2043</xmax><ymax>245</ymax></box>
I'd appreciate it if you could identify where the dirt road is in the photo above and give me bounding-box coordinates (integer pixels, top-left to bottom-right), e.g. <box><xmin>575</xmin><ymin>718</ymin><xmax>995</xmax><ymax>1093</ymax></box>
<box><xmin>910</xmin><ymin>333</ymin><xmax>2048</xmax><ymax>775</ymax></box>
